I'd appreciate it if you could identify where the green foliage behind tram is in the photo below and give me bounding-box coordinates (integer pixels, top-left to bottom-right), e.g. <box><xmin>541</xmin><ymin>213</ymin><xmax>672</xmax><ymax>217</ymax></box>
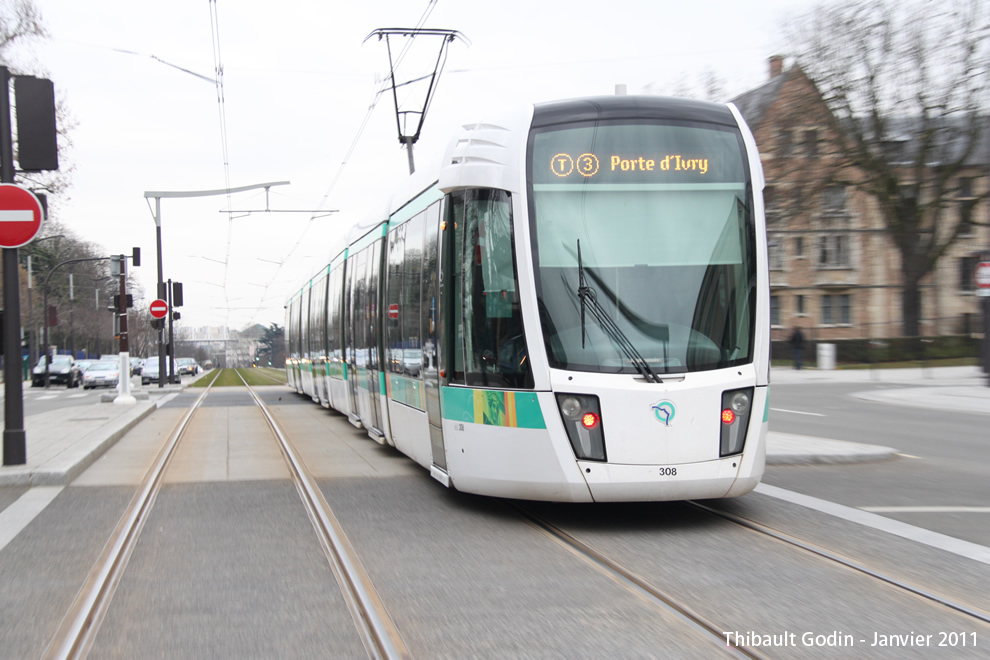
<box><xmin>190</xmin><ymin>368</ymin><xmax>287</xmax><ymax>387</ymax></box>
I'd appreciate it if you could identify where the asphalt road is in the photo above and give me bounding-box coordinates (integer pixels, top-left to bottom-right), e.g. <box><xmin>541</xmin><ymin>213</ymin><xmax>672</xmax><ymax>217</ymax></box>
<box><xmin>764</xmin><ymin>381</ymin><xmax>990</xmax><ymax>545</ymax></box>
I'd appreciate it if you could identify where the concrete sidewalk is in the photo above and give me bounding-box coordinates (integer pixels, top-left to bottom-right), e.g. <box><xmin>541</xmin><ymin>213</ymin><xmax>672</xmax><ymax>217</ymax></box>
<box><xmin>770</xmin><ymin>364</ymin><xmax>990</xmax><ymax>416</ymax></box>
<box><xmin>1</xmin><ymin>366</ymin><xmax>985</xmax><ymax>486</ymax></box>
<box><xmin>0</xmin><ymin>385</ymin><xmax>184</xmax><ymax>486</ymax></box>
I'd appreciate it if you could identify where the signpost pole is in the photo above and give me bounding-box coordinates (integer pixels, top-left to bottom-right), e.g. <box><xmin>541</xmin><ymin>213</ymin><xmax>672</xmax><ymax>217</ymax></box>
<box><xmin>0</xmin><ymin>65</ymin><xmax>26</xmax><ymax>465</ymax></box>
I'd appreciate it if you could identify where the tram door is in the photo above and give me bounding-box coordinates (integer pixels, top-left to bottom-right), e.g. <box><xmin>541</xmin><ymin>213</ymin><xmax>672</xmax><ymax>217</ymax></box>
<box><xmin>423</xmin><ymin>202</ymin><xmax>445</xmax><ymax>470</ymax></box>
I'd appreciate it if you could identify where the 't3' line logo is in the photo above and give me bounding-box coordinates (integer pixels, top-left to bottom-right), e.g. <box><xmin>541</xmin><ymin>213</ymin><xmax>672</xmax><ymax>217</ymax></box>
<box><xmin>652</xmin><ymin>401</ymin><xmax>676</xmax><ymax>426</ymax></box>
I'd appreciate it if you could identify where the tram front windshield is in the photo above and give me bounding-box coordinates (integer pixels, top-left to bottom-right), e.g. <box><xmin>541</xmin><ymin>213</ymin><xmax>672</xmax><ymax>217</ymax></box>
<box><xmin>528</xmin><ymin>120</ymin><xmax>756</xmax><ymax>375</ymax></box>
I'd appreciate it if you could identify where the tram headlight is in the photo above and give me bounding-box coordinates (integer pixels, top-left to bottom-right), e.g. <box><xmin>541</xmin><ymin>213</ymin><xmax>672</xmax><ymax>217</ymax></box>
<box><xmin>720</xmin><ymin>387</ymin><xmax>754</xmax><ymax>457</ymax></box>
<box><xmin>560</xmin><ymin>396</ymin><xmax>582</xmax><ymax>418</ymax></box>
<box><xmin>556</xmin><ymin>393</ymin><xmax>606</xmax><ymax>461</ymax></box>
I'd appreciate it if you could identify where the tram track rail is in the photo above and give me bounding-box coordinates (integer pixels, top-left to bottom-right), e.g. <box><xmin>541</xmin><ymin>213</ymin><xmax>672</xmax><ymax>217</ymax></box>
<box><xmin>43</xmin><ymin>370</ymin><xmax>223</xmax><ymax>660</ymax></box>
<box><xmin>240</xmin><ymin>372</ymin><xmax>411</xmax><ymax>659</ymax></box>
<box><xmin>688</xmin><ymin>500</ymin><xmax>990</xmax><ymax>626</ymax></box>
<box><xmin>42</xmin><ymin>372</ymin><xmax>410</xmax><ymax>660</ymax></box>
<box><xmin>511</xmin><ymin>504</ymin><xmax>764</xmax><ymax>659</ymax></box>
<box><xmin>514</xmin><ymin>494</ymin><xmax>990</xmax><ymax>658</ymax></box>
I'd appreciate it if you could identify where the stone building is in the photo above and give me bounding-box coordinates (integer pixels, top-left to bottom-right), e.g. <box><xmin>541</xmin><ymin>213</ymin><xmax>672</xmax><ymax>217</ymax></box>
<box><xmin>731</xmin><ymin>56</ymin><xmax>988</xmax><ymax>345</ymax></box>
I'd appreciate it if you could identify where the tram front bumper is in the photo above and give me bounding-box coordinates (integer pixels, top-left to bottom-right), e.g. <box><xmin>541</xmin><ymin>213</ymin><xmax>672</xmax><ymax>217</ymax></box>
<box><xmin>577</xmin><ymin>453</ymin><xmax>764</xmax><ymax>502</ymax></box>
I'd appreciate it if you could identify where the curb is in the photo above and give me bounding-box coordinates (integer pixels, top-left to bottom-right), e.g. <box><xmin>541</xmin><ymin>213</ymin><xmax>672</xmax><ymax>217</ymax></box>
<box><xmin>0</xmin><ymin>402</ymin><xmax>159</xmax><ymax>487</ymax></box>
<box><xmin>766</xmin><ymin>432</ymin><xmax>897</xmax><ymax>466</ymax></box>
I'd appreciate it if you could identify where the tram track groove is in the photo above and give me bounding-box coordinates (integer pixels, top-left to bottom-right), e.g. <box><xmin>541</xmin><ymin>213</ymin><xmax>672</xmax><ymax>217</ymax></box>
<box><xmin>510</xmin><ymin>504</ymin><xmax>764</xmax><ymax>659</ymax></box>
<box><xmin>688</xmin><ymin>500</ymin><xmax>990</xmax><ymax>626</ymax></box>
<box><xmin>42</xmin><ymin>370</ymin><xmax>222</xmax><ymax>660</ymax></box>
<box><xmin>237</xmin><ymin>373</ymin><xmax>412</xmax><ymax>660</ymax></box>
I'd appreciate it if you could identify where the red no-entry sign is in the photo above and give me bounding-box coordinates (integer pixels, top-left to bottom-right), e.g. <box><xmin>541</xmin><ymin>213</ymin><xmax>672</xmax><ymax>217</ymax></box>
<box><xmin>976</xmin><ymin>262</ymin><xmax>990</xmax><ymax>298</ymax></box>
<box><xmin>0</xmin><ymin>183</ymin><xmax>44</xmax><ymax>248</ymax></box>
<box><xmin>388</xmin><ymin>303</ymin><xmax>399</xmax><ymax>319</ymax></box>
<box><xmin>149</xmin><ymin>299</ymin><xmax>169</xmax><ymax>319</ymax></box>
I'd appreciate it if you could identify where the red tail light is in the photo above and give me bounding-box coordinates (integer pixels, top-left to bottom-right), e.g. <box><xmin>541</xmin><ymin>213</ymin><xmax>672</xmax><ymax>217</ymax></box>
<box><xmin>581</xmin><ymin>412</ymin><xmax>600</xmax><ymax>429</ymax></box>
<box><xmin>721</xmin><ymin>408</ymin><xmax>735</xmax><ymax>424</ymax></box>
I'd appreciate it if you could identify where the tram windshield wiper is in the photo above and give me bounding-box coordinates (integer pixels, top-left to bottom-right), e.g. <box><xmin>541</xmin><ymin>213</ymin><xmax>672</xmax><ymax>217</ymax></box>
<box><xmin>577</xmin><ymin>240</ymin><xmax>663</xmax><ymax>383</ymax></box>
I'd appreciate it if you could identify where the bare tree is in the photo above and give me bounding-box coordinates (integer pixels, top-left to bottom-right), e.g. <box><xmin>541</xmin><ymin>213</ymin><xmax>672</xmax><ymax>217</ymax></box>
<box><xmin>786</xmin><ymin>0</ymin><xmax>990</xmax><ymax>336</ymax></box>
<box><xmin>0</xmin><ymin>0</ymin><xmax>45</xmax><ymax>57</ymax></box>
<box><xmin>0</xmin><ymin>0</ymin><xmax>74</xmax><ymax>200</ymax></box>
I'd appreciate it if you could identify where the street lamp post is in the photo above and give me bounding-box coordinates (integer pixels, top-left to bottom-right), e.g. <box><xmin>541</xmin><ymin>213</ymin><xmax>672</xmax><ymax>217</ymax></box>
<box><xmin>144</xmin><ymin>181</ymin><xmax>289</xmax><ymax>387</ymax></box>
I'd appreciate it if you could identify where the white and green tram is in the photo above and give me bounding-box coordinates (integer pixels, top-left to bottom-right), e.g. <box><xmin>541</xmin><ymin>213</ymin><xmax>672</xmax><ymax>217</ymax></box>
<box><xmin>287</xmin><ymin>95</ymin><xmax>769</xmax><ymax>502</ymax></box>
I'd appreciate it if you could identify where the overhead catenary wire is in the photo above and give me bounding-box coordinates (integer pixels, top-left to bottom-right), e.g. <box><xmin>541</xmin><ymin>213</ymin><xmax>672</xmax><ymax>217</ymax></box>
<box><xmin>245</xmin><ymin>0</ymin><xmax>440</xmax><ymax>325</ymax></box>
<box><xmin>208</xmin><ymin>0</ymin><xmax>236</xmax><ymax>328</ymax></box>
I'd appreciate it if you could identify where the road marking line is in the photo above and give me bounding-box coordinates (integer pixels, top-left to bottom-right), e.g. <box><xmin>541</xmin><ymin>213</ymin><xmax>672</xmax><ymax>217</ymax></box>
<box><xmin>0</xmin><ymin>487</ymin><xmax>64</xmax><ymax>552</ymax></box>
<box><xmin>68</xmin><ymin>393</ymin><xmax>88</xmax><ymax>398</ymax></box>
<box><xmin>756</xmin><ymin>483</ymin><xmax>990</xmax><ymax>565</ymax></box>
<box><xmin>36</xmin><ymin>395</ymin><xmax>57</xmax><ymax>400</ymax></box>
<box><xmin>895</xmin><ymin>453</ymin><xmax>922</xmax><ymax>459</ymax></box>
<box><xmin>770</xmin><ymin>407</ymin><xmax>826</xmax><ymax>417</ymax></box>
<box><xmin>862</xmin><ymin>506</ymin><xmax>990</xmax><ymax>513</ymax></box>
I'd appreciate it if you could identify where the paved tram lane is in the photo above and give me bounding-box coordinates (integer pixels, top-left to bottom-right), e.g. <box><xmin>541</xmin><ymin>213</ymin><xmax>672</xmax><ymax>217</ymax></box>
<box><xmin>262</xmin><ymin>385</ymin><xmax>990</xmax><ymax>658</ymax></box>
<box><xmin>84</xmin><ymin>387</ymin><xmax>368</xmax><ymax>658</ymax></box>
<box><xmin>1</xmin><ymin>387</ymin><xmax>367</xmax><ymax>658</ymax></box>
<box><xmin>3</xmin><ymin>373</ymin><xmax>987</xmax><ymax>657</ymax></box>
<box><xmin>263</xmin><ymin>392</ymin><xmax>729</xmax><ymax>658</ymax></box>
<box><xmin>521</xmin><ymin>499</ymin><xmax>990</xmax><ymax>659</ymax></box>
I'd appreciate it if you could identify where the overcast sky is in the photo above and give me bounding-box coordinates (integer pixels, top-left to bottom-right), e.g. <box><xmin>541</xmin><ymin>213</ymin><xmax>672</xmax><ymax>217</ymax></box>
<box><xmin>22</xmin><ymin>0</ymin><xmax>806</xmax><ymax>332</ymax></box>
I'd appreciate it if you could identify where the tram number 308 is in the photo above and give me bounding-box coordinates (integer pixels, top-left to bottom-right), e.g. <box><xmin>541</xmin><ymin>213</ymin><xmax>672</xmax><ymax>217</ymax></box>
<box><xmin>658</xmin><ymin>467</ymin><xmax>678</xmax><ymax>476</ymax></box>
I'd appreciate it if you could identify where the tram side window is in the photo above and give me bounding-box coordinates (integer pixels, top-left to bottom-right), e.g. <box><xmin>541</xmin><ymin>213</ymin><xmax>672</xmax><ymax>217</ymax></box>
<box><xmin>328</xmin><ymin>266</ymin><xmax>339</xmax><ymax>363</ymax></box>
<box><xmin>302</xmin><ymin>287</ymin><xmax>312</xmax><ymax>362</ymax></box>
<box><xmin>402</xmin><ymin>212</ymin><xmax>425</xmax><ymax>377</ymax></box>
<box><xmin>386</xmin><ymin>224</ymin><xmax>405</xmax><ymax>375</ymax></box>
<box><xmin>449</xmin><ymin>189</ymin><xmax>533</xmax><ymax>389</ymax></box>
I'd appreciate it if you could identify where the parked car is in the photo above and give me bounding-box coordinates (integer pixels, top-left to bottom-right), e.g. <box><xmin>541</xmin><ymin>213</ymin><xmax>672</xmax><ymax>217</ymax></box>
<box><xmin>176</xmin><ymin>357</ymin><xmax>201</xmax><ymax>376</ymax></box>
<box><xmin>31</xmin><ymin>355</ymin><xmax>81</xmax><ymax>388</ymax></box>
<box><xmin>74</xmin><ymin>359</ymin><xmax>99</xmax><ymax>374</ymax></box>
<box><xmin>99</xmin><ymin>354</ymin><xmax>135</xmax><ymax>376</ymax></box>
<box><xmin>142</xmin><ymin>357</ymin><xmax>179</xmax><ymax>385</ymax></box>
<box><xmin>82</xmin><ymin>361</ymin><xmax>119</xmax><ymax>389</ymax></box>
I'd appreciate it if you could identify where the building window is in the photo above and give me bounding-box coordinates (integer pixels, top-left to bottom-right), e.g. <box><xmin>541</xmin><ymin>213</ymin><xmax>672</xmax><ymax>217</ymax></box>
<box><xmin>770</xmin><ymin>295</ymin><xmax>781</xmax><ymax>326</ymax></box>
<box><xmin>823</xmin><ymin>186</ymin><xmax>846</xmax><ymax>214</ymax></box>
<box><xmin>768</xmin><ymin>240</ymin><xmax>784</xmax><ymax>271</ymax></box>
<box><xmin>822</xmin><ymin>294</ymin><xmax>851</xmax><ymax>325</ymax></box>
<box><xmin>803</xmin><ymin>129</ymin><xmax>818</xmax><ymax>158</ymax></box>
<box><xmin>795</xmin><ymin>294</ymin><xmax>805</xmax><ymax>315</ymax></box>
<box><xmin>817</xmin><ymin>235</ymin><xmax>849</xmax><ymax>268</ymax></box>
<box><xmin>794</xmin><ymin>236</ymin><xmax>804</xmax><ymax>259</ymax></box>
<box><xmin>960</xmin><ymin>256</ymin><xmax>979</xmax><ymax>292</ymax></box>
<box><xmin>778</xmin><ymin>129</ymin><xmax>792</xmax><ymax>157</ymax></box>
<box><xmin>958</xmin><ymin>200</ymin><xmax>976</xmax><ymax>237</ymax></box>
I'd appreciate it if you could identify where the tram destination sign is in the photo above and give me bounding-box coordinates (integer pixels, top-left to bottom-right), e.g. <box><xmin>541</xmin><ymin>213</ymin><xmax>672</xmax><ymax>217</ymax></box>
<box><xmin>531</xmin><ymin>123</ymin><xmax>746</xmax><ymax>186</ymax></box>
<box><xmin>0</xmin><ymin>183</ymin><xmax>44</xmax><ymax>248</ymax></box>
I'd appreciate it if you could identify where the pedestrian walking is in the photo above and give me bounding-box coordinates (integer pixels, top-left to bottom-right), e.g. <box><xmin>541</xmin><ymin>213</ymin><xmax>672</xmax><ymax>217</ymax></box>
<box><xmin>789</xmin><ymin>326</ymin><xmax>805</xmax><ymax>370</ymax></box>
